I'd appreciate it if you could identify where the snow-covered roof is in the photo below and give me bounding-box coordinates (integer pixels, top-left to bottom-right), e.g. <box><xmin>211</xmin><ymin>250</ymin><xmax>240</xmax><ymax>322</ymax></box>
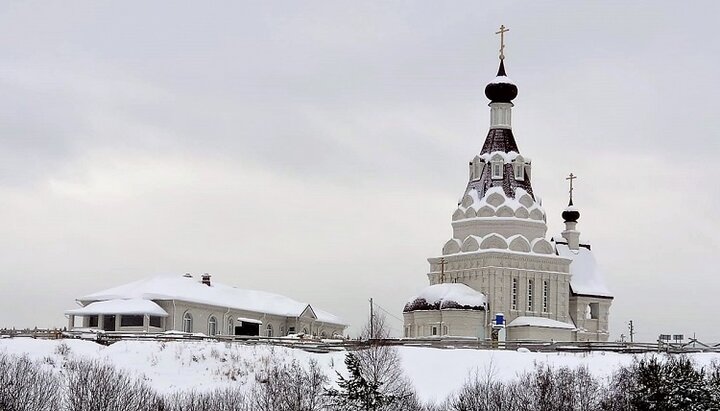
<box><xmin>237</xmin><ymin>317</ymin><xmax>262</xmax><ymax>325</ymax></box>
<box><xmin>507</xmin><ymin>316</ymin><xmax>576</xmax><ymax>330</ymax></box>
<box><xmin>556</xmin><ymin>244</ymin><xmax>613</xmax><ymax>298</ymax></box>
<box><xmin>404</xmin><ymin>283</ymin><xmax>486</xmax><ymax>312</ymax></box>
<box><xmin>65</xmin><ymin>299</ymin><xmax>168</xmax><ymax>317</ymax></box>
<box><xmin>78</xmin><ymin>276</ymin><xmax>347</xmax><ymax>326</ymax></box>
<box><xmin>488</xmin><ymin>75</ymin><xmax>515</xmax><ymax>85</ymax></box>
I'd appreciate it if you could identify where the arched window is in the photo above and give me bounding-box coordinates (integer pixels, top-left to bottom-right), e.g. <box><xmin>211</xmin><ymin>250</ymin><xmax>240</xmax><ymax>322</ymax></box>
<box><xmin>227</xmin><ymin>318</ymin><xmax>234</xmax><ymax>336</ymax></box>
<box><xmin>266</xmin><ymin>323</ymin><xmax>273</xmax><ymax>338</ymax></box>
<box><xmin>208</xmin><ymin>316</ymin><xmax>217</xmax><ymax>336</ymax></box>
<box><xmin>182</xmin><ymin>312</ymin><xmax>193</xmax><ymax>333</ymax></box>
<box><xmin>280</xmin><ymin>326</ymin><xmax>285</xmax><ymax>336</ymax></box>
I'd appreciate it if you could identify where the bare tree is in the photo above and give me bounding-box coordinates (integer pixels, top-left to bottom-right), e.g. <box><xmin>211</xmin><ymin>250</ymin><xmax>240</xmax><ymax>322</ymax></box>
<box><xmin>0</xmin><ymin>353</ymin><xmax>62</xmax><ymax>411</ymax></box>
<box><xmin>355</xmin><ymin>311</ymin><xmax>419</xmax><ymax>410</ymax></box>
<box><xmin>65</xmin><ymin>359</ymin><xmax>162</xmax><ymax>411</ymax></box>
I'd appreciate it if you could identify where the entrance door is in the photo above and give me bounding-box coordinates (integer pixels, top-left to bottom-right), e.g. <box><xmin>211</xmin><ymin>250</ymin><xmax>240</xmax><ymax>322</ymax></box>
<box><xmin>235</xmin><ymin>323</ymin><xmax>260</xmax><ymax>336</ymax></box>
<box><xmin>103</xmin><ymin>315</ymin><xmax>116</xmax><ymax>332</ymax></box>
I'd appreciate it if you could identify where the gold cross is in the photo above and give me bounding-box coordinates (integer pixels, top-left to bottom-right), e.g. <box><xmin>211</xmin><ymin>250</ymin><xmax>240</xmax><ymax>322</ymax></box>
<box><xmin>495</xmin><ymin>25</ymin><xmax>509</xmax><ymax>60</ymax></box>
<box><xmin>566</xmin><ymin>173</ymin><xmax>577</xmax><ymax>202</ymax></box>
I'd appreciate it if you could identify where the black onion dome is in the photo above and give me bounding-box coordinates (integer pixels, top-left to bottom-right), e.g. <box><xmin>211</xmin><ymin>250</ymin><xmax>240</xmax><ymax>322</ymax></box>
<box><xmin>562</xmin><ymin>200</ymin><xmax>580</xmax><ymax>223</ymax></box>
<box><xmin>484</xmin><ymin>60</ymin><xmax>518</xmax><ymax>103</ymax></box>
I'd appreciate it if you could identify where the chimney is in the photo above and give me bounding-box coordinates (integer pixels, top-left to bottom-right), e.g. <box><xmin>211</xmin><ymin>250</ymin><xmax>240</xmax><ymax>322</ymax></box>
<box><xmin>201</xmin><ymin>273</ymin><xmax>211</xmax><ymax>286</ymax></box>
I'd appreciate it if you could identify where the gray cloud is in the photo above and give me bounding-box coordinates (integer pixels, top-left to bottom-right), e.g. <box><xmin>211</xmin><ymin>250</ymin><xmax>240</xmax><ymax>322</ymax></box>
<box><xmin>0</xmin><ymin>1</ymin><xmax>718</xmax><ymax>341</ymax></box>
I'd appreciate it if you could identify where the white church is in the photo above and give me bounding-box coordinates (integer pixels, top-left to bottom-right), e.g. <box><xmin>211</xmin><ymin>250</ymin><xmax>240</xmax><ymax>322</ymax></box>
<box><xmin>403</xmin><ymin>29</ymin><xmax>613</xmax><ymax>342</ymax></box>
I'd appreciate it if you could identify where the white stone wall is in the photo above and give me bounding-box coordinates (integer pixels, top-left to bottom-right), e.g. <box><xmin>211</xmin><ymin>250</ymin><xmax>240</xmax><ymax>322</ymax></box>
<box><xmin>423</xmin><ymin>250</ymin><xmax>572</xmax><ymax>339</ymax></box>
<box><xmin>569</xmin><ymin>295</ymin><xmax>612</xmax><ymax>342</ymax></box>
<box><xmin>403</xmin><ymin>310</ymin><xmax>485</xmax><ymax>339</ymax></box>
<box><xmin>506</xmin><ymin>326</ymin><xmax>574</xmax><ymax>341</ymax></box>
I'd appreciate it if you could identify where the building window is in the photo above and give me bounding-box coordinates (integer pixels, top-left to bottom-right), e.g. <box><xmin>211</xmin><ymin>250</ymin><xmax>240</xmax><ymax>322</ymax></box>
<box><xmin>149</xmin><ymin>316</ymin><xmax>162</xmax><ymax>328</ymax></box>
<box><xmin>492</xmin><ymin>161</ymin><xmax>503</xmax><ymax>179</ymax></box>
<box><xmin>183</xmin><ymin>312</ymin><xmax>193</xmax><ymax>333</ymax></box>
<box><xmin>514</xmin><ymin>163</ymin><xmax>524</xmax><ymax>180</ymax></box>
<box><xmin>288</xmin><ymin>326</ymin><xmax>295</xmax><ymax>334</ymax></box>
<box><xmin>208</xmin><ymin>316</ymin><xmax>217</xmax><ymax>336</ymax></box>
<box><xmin>267</xmin><ymin>324</ymin><xmax>273</xmax><ymax>337</ymax></box>
<box><xmin>120</xmin><ymin>315</ymin><xmax>143</xmax><ymax>327</ymax></box>
<box><xmin>227</xmin><ymin>318</ymin><xmax>234</xmax><ymax>336</ymax></box>
<box><xmin>511</xmin><ymin>278</ymin><xmax>518</xmax><ymax>310</ymax></box>
<box><xmin>431</xmin><ymin>326</ymin><xmax>438</xmax><ymax>336</ymax></box>
<box><xmin>527</xmin><ymin>279</ymin><xmax>534</xmax><ymax>311</ymax></box>
<box><xmin>589</xmin><ymin>303</ymin><xmax>600</xmax><ymax>320</ymax></box>
<box><xmin>443</xmin><ymin>325</ymin><xmax>448</xmax><ymax>336</ymax></box>
<box><xmin>280</xmin><ymin>326</ymin><xmax>286</xmax><ymax>336</ymax></box>
<box><xmin>542</xmin><ymin>281</ymin><xmax>549</xmax><ymax>313</ymax></box>
<box><xmin>88</xmin><ymin>315</ymin><xmax>98</xmax><ymax>328</ymax></box>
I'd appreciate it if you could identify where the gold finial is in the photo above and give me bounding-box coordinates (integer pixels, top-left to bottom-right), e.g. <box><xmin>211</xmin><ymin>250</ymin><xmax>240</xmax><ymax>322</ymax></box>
<box><xmin>566</xmin><ymin>173</ymin><xmax>577</xmax><ymax>204</ymax></box>
<box><xmin>495</xmin><ymin>25</ymin><xmax>510</xmax><ymax>60</ymax></box>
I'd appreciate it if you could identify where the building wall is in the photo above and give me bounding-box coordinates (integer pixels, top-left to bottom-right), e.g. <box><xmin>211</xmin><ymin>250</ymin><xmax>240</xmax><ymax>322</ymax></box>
<box><xmin>423</xmin><ymin>250</ymin><xmax>572</xmax><ymax>339</ymax></box>
<box><xmin>156</xmin><ymin>300</ymin><xmax>345</xmax><ymax>337</ymax></box>
<box><xmin>569</xmin><ymin>295</ymin><xmax>612</xmax><ymax>342</ymax></box>
<box><xmin>506</xmin><ymin>326</ymin><xmax>574</xmax><ymax>341</ymax></box>
<box><xmin>403</xmin><ymin>310</ymin><xmax>485</xmax><ymax>339</ymax></box>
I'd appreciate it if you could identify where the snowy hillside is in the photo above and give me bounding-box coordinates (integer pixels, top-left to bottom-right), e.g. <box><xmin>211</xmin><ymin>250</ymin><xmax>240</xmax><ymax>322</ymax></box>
<box><xmin>3</xmin><ymin>338</ymin><xmax>720</xmax><ymax>403</ymax></box>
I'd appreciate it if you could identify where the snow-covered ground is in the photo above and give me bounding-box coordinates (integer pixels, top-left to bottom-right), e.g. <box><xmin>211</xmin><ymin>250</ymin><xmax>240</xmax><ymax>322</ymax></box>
<box><xmin>2</xmin><ymin>338</ymin><xmax>720</xmax><ymax>403</ymax></box>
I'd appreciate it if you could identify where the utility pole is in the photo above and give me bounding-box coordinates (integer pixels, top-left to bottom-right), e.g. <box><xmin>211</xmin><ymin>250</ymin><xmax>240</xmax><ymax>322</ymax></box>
<box><xmin>369</xmin><ymin>298</ymin><xmax>374</xmax><ymax>340</ymax></box>
<box><xmin>628</xmin><ymin>320</ymin><xmax>635</xmax><ymax>343</ymax></box>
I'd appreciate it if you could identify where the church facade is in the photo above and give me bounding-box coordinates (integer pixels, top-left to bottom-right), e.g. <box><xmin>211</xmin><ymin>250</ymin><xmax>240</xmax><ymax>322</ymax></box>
<box><xmin>403</xmin><ymin>47</ymin><xmax>613</xmax><ymax>342</ymax></box>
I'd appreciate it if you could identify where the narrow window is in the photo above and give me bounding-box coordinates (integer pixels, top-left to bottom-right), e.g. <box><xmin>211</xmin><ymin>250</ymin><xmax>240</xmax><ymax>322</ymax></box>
<box><xmin>227</xmin><ymin>318</ymin><xmax>234</xmax><ymax>336</ymax></box>
<box><xmin>432</xmin><ymin>326</ymin><xmax>438</xmax><ymax>336</ymax></box>
<box><xmin>511</xmin><ymin>278</ymin><xmax>518</xmax><ymax>310</ymax></box>
<box><xmin>88</xmin><ymin>315</ymin><xmax>98</xmax><ymax>328</ymax></box>
<box><xmin>288</xmin><ymin>326</ymin><xmax>295</xmax><ymax>334</ymax></box>
<box><xmin>527</xmin><ymin>279</ymin><xmax>534</xmax><ymax>311</ymax></box>
<box><xmin>542</xmin><ymin>281</ymin><xmax>549</xmax><ymax>313</ymax></box>
<box><xmin>183</xmin><ymin>312</ymin><xmax>193</xmax><ymax>333</ymax></box>
<box><xmin>514</xmin><ymin>163</ymin><xmax>524</xmax><ymax>180</ymax></box>
<box><xmin>589</xmin><ymin>303</ymin><xmax>600</xmax><ymax>320</ymax></box>
<box><xmin>266</xmin><ymin>323</ymin><xmax>273</xmax><ymax>337</ymax></box>
<box><xmin>492</xmin><ymin>162</ymin><xmax>503</xmax><ymax>179</ymax></box>
<box><xmin>208</xmin><ymin>316</ymin><xmax>217</xmax><ymax>336</ymax></box>
<box><xmin>443</xmin><ymin>325</ymin><xmax>448</xmax><ymax>336</ymax></box>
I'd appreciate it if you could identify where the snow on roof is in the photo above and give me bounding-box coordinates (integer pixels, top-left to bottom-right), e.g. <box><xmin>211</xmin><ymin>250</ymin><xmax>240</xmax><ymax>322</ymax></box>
<box><xmin>78</xmin><ymin>276</ymin><xmax>347</xmax><ymax>326</ymax></box>
<box><xmin>458</xmin><ymin>186</ymin><xmax>545</xmax><ymax>216</ymax></box>
<box><xmin>556</xmin><ymin>244</ymin><xmax>613</xmax><ymax>298</ymax></box>
<box><xmin>488</xmin><ymin>75</ymin><xmax>516</xmax><ymax>85</ymax></box>
<box><xmin>507</xmin><ymin>316</ymin><xmax>576</xmax><ymax>330</ymax></box>
<box><xmin>65</xmin><ymin>299</ymin><xmax>168</xmax><ymax>317</ymax></box>
<box><xmin>237</xmin><ymin>317</ymin><xmax>262</xmax><ymax>325</ymax></box>
<box><xmin>404</xmin><ymin>283</ymin><xmax>486</xmax><ymax>312</ymax></box>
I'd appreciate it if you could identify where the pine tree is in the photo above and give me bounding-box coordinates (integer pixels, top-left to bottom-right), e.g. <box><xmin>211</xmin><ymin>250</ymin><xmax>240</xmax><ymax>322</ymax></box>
<box><xmin>326</xmin><ymin>353</ymin><xmax>393</xmax><ymax>411</ymax></box>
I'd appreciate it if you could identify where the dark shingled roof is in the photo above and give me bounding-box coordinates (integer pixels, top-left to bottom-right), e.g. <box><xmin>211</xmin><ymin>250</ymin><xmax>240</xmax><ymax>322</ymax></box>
<box><xmin>465</xmin><ymin>128</ymin><xmax>535</xmax><ymax>200</ymax></box>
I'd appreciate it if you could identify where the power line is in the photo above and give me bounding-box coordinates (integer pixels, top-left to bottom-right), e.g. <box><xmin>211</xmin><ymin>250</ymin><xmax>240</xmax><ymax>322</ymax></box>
<box><xmin>372</xmin><ymin>302</ymin><xmax>404</xmax><ymax>324</ymax></box>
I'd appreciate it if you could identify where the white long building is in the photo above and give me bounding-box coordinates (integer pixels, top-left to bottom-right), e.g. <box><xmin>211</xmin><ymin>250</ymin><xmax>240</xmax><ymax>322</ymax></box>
<box><xmin>66</xmin><ymin>274</ymin><xmax>347</xmax><ymax>338</ymax></box>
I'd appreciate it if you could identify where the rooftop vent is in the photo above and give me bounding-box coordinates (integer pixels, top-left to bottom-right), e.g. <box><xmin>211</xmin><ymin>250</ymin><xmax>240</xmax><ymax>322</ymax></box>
<box><xmin>201</xmin><ymin>273</ymin><xmax>211</xmax><ymax>286</ymax></box>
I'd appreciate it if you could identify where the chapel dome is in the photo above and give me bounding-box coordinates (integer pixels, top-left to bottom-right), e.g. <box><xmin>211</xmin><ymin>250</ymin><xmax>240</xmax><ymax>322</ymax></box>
<box><xmin>562</xmin><ymin>204</ymin><xmax>580</xmax><ymax>223</ymax></box>
<box><xmin>484</xmin><ymin>60</ymin><xmax>518</xmax><ymax>103</ymax></box>
<box><xmin>403</xmin><ymin>283</ymin><xmax>486</xmax><ymax>312</ymax></box>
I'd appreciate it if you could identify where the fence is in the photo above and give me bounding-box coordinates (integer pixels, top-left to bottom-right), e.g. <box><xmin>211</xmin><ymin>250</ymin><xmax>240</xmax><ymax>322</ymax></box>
<box><xmin>2</xmin><ymin>328</ymin><xmax>718</xmax><ymax>354</ymax></box>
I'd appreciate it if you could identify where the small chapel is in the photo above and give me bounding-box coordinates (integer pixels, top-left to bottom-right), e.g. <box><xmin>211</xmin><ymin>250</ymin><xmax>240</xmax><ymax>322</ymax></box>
<box><xmin>402</xmin><ymin>26</ymin><xmax>613</xmax><ymax>342</ymax></box>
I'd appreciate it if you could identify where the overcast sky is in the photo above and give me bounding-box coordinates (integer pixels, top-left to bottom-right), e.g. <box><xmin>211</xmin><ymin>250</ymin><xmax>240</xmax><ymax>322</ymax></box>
<box><xmin>1</xmin><ymin>1</ymin><xmax>718</xmax><ymax>342</ymax></box>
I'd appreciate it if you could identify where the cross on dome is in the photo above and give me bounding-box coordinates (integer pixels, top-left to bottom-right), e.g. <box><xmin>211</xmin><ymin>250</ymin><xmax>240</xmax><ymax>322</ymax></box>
<box><xmin>495</xmin><ymin>25</ymin><xmax>509</xmax><ymax>60</ymax></box>
<box><xmin>566</xmin><ymin>173</ymin><xmax>577</xmax><ymax>205</ymax></box>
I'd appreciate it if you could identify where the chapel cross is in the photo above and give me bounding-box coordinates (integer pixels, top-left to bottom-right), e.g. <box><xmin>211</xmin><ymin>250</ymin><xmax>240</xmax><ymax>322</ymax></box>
<box><xmin>566</xmin><ymin>173</ymin><xmax>577</xmax><ymax>204</ymax></box>
<box><xmin>495</xmin><ymin>25</ymin><xmax>510</xmax><ymax>60</ymax></box>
